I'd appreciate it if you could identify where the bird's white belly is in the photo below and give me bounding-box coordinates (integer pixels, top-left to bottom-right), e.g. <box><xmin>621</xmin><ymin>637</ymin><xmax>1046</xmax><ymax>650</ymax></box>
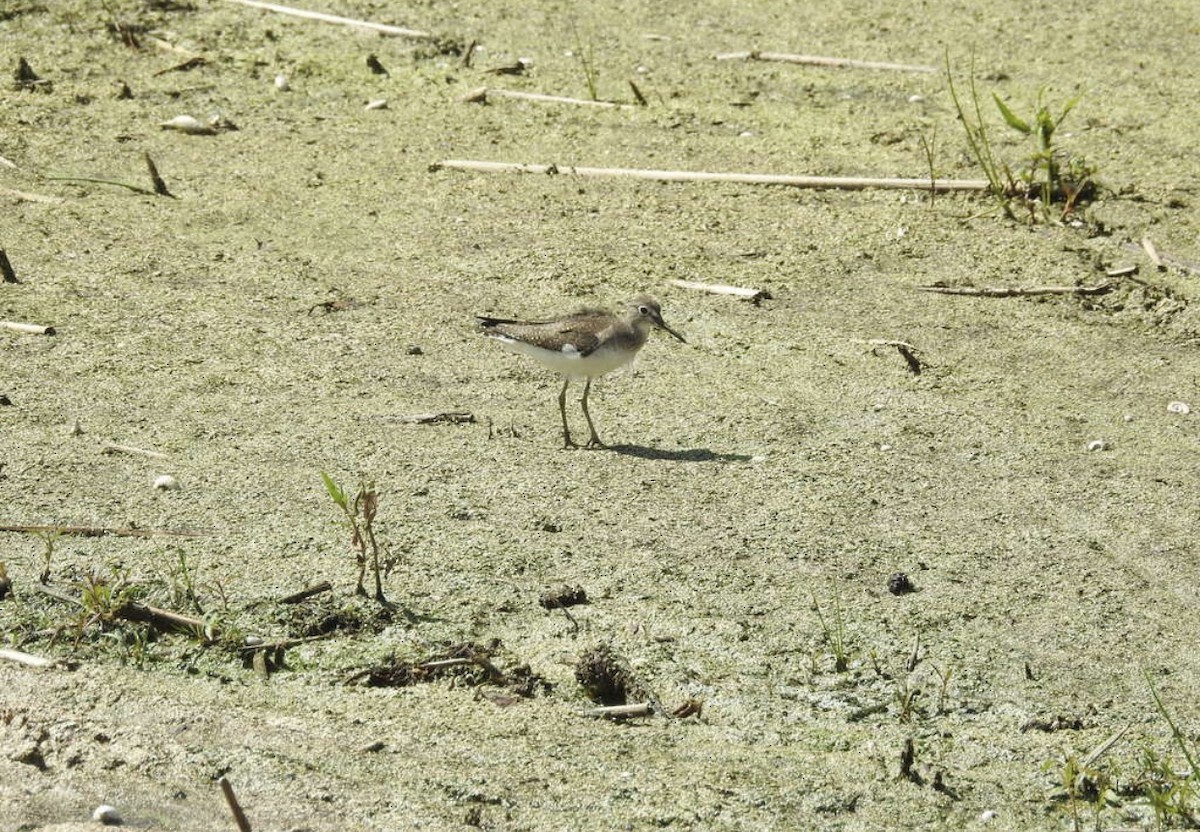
<box><xmin>491</xmin><ymin>336</ymin><xmax>638</xmax><ymax>378</ymax></box>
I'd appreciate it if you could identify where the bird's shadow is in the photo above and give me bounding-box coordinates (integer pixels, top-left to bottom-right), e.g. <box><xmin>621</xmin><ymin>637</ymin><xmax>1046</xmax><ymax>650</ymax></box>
<box><xmin>605</xmin><ymin>444</ymin><xmax>754</xmax><ymax>463</ymax></box>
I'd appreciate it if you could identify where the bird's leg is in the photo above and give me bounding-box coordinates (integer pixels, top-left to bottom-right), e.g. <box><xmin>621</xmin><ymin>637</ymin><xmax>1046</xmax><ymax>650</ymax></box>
<box><xmin>558</xmin><ymin>378</ymin><xmax>578</xmax><ymax>449</ymax></box>
<box><xmin>580</xmin><ymin>377</ymin><xmax>605</xmax><ymax>448</ymax></box>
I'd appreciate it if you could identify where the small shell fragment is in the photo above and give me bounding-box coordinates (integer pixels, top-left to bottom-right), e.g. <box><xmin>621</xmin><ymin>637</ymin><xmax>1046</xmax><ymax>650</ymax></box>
<box><xmin>1087</xmin><ymin>439</ymin><xmax>1107</xmax><ymax>452</ymax></box>
<box><xmin>153</xmin><ymin>474</ymin><xmax>181</xmax><ymax>491</ymax></box>
<box><xmin>92</xmin><ymin>804</ymin><xmax>122</xmax><ymax>825</ymax></box>
<box><xmin>160</xmin><ymin>115</ymin><xmax>216</xmax><ymax>135</ymax></box>
<box><xmin>364</xmin><ymin>98</ymin><xmax>388</xmax><ymax>111</ymax></box>
<box><xmin>274</xmin><ymin>74</ymin><xmax>289</xmax><ymax>91</ymax></box>
<box><xmin>1167</xmin><ymin>401</ymin><xmax>1191</xmax><ymax>415</ymax></box>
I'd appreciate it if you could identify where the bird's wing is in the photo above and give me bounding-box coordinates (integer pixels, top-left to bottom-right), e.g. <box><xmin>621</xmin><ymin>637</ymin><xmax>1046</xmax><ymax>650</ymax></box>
<box><xmin>478</xmin><ymin>311</ymin><xmax>607</xmax><ymax>356</ymax></box>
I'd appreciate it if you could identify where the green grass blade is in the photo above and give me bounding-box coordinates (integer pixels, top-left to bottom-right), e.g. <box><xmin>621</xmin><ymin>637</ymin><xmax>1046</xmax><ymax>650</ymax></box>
<box><xmin>992</xmin><ymin>93</ymin><xmax>1031</xmax><ymax>134</ymax></box>
<box><xmin>320</xmin><ymin>471</ymin><xmax>348</xmax><ymax>510</ymax></box>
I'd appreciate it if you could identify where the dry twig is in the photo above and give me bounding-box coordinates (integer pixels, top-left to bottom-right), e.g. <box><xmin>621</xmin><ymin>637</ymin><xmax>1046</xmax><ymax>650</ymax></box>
<box><xmin>0</xmin><ymin>320</ymin><xmax>55</xmax><ymax>335</ymax></box>
<box><xmin>461</xmin><ymin>87</ymin><xmax>634</xmax><ymax>109</ymax></box>
<box><xmin>0</xmin><ymin>187</ymin><xmax>63</xmax><ymax>204</ymax></box>
<box><xmin>862</xmin><ymin>339</ymin><xmax>924</xmax><ymax>375</ymax></box>
<box><xmin>119</xmin><ymin>602</ymin><xmax>211</xmax><ymax>637</ymax></box>
<box><xmin>0</xmin><ymin>523</ymin><xmax>205</xmax><ymax>538</ymax></box>
<box><xmin>44</xmin><ymin>174</ymin><xmax>157</xmax><ymax>195</ymax></box>
<box><xmin>431</xmin><ymin>159</ymin><xmax>991</xmax><ymax>192</ymax></box>
<box><xmin>101</xmin><ymin>442</ymin><xmax>169</xmax><ymax>459</ymax></box>
<box><xmin>715</xmin><ymin>50</ymin><xmax>935</xmax><ymax>73</ymax></box>
<box><xmin>33</xmin><ymin>583</ymin><xmax>212</xmax><ymax>637</ymax></box>
<box><xmin>385</xmin><ymin>411</ymin><xmax>476</xmax><ymax>425</ymax></box>
<box><xmin>279</xmin><ymin>580</ymin><xmax>332</xmax><ymax>604</ymax></box>
<box><xmin>916</xmin><ymin>284</ymin><xmax>1112</xmax><ymax>298</ymax></box>
<box><xmin>669</xmin><ymin>279</ymin><xmax>771</xmax><ymax>303</ymax></box>
<box><xmin>1141</xmin><ymin>237</ymin><xmax>1166</xmax><ymax>271</ymax></box>
<box><xmin>221</xmin><ymin>0</ymin><xmax>433</xmax><ymax>39</ymax></box>
<box><xmin>583</xmin><ymin>703</ymin><xmax>655</xmax><ymax>719</ymax></box>
<box><xmin>0</xmin><ymin>649</ymin><xmax>57</xmax><ymax>669</ymax></box>
<box><xmin>219</xmin><ymin>776</ymin><xmax>253</xmax><ymax>832</ymax></box>
<box><xmin>152</xmin><ymin>56</ymin><xmax>207</xmax><ymax>76</ymax></box>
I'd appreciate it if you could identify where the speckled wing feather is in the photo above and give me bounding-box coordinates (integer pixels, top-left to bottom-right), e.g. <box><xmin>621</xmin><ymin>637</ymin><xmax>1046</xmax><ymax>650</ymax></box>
<box><xmin>477</xmin><ymin>311</ymin><xmax>607</xmax><ymax>356</ymax></box>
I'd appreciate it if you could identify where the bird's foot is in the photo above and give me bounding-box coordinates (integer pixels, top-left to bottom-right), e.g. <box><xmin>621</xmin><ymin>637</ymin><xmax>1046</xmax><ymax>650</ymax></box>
<box><xmin>585</xmin><ymin>434</ymin><xmax>606</xmax><ymax>449</ymax></box>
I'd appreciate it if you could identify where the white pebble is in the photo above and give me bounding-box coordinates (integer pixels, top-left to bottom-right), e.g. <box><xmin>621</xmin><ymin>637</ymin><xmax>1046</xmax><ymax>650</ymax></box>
<box><xmin>1087</xmin><ymin>439</ymin><xmax>1107</xmax><ymax>452</ymax></box>
<box><xmin>159</xmin><ymin>115</ymin><xmax>215</xmax><ymax>135</ymax></box>
<box><xmin>1167</xmin><ymin>401</ymin><xmax>1191</xmax><ymax>414</ymax></box>
<box><xmin>92</xmin><ymin>804</ymin><xmax>122</xmax><ymax>825</ymax></box>
<box><xmin>153</xmin><ymin>474</ymin><xmax>180</xmax><ymax>491</ymax></box>
<box><xmin>979</xmin><ymin>809</ymin><xmax>998</xmax><ymax>822</ymax></box>
<box><xmin>879</xmin><ymin>443</ymin><xmax>893</xmax><ymax>452</ymax></box>
<box><xmin>908</xmin><ymin>94</ymin><xmax>925</xmax><ymax>104</ymax></box>
<box><xmin>274</xmin><ymin>74</ymin><xmax>289</xmax><ymax>91</ymax></box>
<box><xmin>364</xmin><ymin>99</ymin><xmax>388</xmax><ymax>111</ymax></box>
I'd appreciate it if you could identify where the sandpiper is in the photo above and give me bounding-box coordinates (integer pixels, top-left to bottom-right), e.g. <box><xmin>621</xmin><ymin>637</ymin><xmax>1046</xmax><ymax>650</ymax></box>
<box><xmin>477</xmin><ymin>295</ymin><xmax>686</xmax><ymax>448</ymax></box>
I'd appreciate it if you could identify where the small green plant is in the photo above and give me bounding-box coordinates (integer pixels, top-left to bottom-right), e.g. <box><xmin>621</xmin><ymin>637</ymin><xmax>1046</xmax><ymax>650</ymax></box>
<box><xmin>1137</xmin><ymin>747</ymin><xmax>1199</xmax><ymax>828</ymax></box>
<box><xmin>322</xmin><ymin>472</ymin><xmax>388</xmax><ymax>603</ymax></box>
<box><xmin>35</xmin><ymin>528</ymin><xmax>63</xmax><ymax>584</ymax></box>
<box><xmin>894</xmin><ymin>676</ymin><xmax>921</xmax><ymax>723</ymax></box>
<box><xmin>570</xmin><ymin>22</ymin><xmax>599</xmax><ymax>101</ymax></box>
<box><xmin>811</xmin><ymin>590</ymin><xmax>849</xmax><ymax>672</ymax></box>
<box><xmin>992</xmin><ymin>88</ymin><xmax>1093</xmax><ymax>215</ymax></box>
<box><xmin>931</xmin><ymin>663</ymin><xmax>954</xmax><ymax>713</ymax></box>
<box><xmin>1137</xmin><ymin>671</ymin><xmax>1200</xmax><ymax>827</ymax></box>
<box><xmin>1047</xmin><ymin>752</ymin><xmax>1116</xmax><ymax>831</ymax></box>
<box><xmin>945</xmin><ymin>50</ymin><xmax>1095</xmax><ymax>220</ymax></box>
<box><xmin>62</xmin><ymin>568</ymin><xmax>140</xmax><ymax>648</ymax></box>
<box><xmin>79</xmin><ymin>570</ymin><xmax>133</xmax><ymax>623</ymax></box>
<box><xmin>1146</xmin><ymin>671</ymin><xmax>1200</xmax><ymax>778</ymax></box>
<box><xmin>167</xmin><ymin>549</ymin><xmax>202</xmax><ymax>614</ymax></box>
<box><xmin>918</xmin><ymin>130</ymin><xmax>938</xmax><ymax>206</ymax></box>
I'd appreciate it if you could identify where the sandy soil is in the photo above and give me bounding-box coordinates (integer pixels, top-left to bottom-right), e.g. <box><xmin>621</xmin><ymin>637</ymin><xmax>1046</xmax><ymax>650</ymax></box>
<box><xmin>3</xmin><ymin>0</ymin><xmax>1200</xmax><ymax>829</ymax></box>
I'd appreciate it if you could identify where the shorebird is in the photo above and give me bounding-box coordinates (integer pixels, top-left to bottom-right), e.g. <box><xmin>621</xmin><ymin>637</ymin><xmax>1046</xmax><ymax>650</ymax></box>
<box><xmin>477</xmin><ymin>295</ymin><xmax>686</xmax><ymax>448</ymax></box>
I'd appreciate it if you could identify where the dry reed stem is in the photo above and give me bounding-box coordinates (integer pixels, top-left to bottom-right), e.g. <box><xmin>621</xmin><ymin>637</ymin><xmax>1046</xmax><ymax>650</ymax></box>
<box><xmin>0</xmin><ymin>649</ymin><xmax>56</xmax><ymax>668</ymax></box>
<box><xmin>715</xmin><ymin>50</ymin><xmax>935</xmax><ymax>73</ymax></box>
<box><xmin>0</xmin><ymin>320</ymin><xmax>55</xmax><ymax>335</ymax></box>
<box><xmin>669</xmin><ymin>279</ymin><xmax>770</xmax><ymax>302</ymax></box>
<box><xmin>1141</xmin><ymin>237</ymin><xmax>1165</xmax><ymax>271</ymax></box>
<box><xmin>101</xmin><ymin>442</ymin><xmax>169</xmax><ymax>459</ymax></box>
<box><xmin>431</xmin><ymin>159</ymin><xmax>990</xmax><ymax>192</ymax></box>
<box><xmin>916</xmin><ymin>284</ymin><xmax>1112</xmax><ymax>298</ymax></box>
<box><xmin>461</xmin><ymin>87</ymin><xmax>634</xmax><ymax>108</ymax></box>
<box><xmin>222</xmin><ymin>0</ymin><xmax>433</xmax><ymax>38</ymax></box>
<box><xmin>0</xmin><ymin>523</ymin><xmax>205</xmax><ymax>538</ymax></box>
<box><xmin>0</xmin><ymin>187</ymin><xmax>64</xmax><ymax>204</ymax></box>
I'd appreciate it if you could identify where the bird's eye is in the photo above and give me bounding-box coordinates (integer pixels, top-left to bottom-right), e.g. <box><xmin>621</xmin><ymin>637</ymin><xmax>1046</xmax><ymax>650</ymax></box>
<box><xmin>638</xmin><ymin>305</ymin><xmax>650</xmax><ymax>315</ymax></box>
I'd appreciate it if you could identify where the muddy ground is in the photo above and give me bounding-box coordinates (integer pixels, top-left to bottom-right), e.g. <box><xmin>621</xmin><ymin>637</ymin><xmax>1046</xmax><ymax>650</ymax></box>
<box><xmin>3</xmin><ymin>0</ymin><xmax>1200</xmax><ymax>829</ymax></box>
